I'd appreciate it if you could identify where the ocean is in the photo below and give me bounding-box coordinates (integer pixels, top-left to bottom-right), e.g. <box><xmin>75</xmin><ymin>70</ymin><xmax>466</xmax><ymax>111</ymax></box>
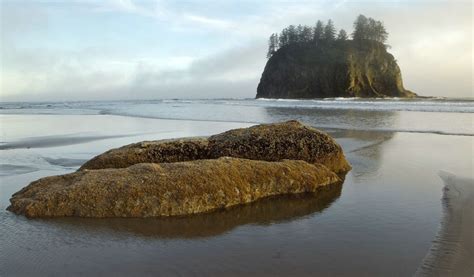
<box><xmin>1</xmin><ymin>98</ymin><xmax>473</xmax><ymax>276</ymax></box>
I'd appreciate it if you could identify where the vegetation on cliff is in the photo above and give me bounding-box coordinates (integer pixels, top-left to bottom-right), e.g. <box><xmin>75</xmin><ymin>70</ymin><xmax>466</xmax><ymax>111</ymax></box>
<box><xmin>257</xmin><ymin>15</ymin><xmax>416</xmax><ymax>98</ymax></box>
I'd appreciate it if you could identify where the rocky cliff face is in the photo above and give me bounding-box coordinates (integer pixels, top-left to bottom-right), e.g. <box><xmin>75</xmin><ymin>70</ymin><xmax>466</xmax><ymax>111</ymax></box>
<box><xmin>256</xmin><ymin>41</ymin><xmax>416</xmax><ymax>98</ymax></box>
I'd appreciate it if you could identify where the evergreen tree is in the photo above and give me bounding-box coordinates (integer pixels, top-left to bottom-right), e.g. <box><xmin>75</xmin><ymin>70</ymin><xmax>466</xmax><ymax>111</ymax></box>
<box><xmin>313</xmin><ymin>20</ymin><xmax>324</xmax><ymax>43</ymax></box>
<box><xmin>296</xmin><ymin>24</ymin><xmax>304</xmax><ymax>42</ymax></box>
<box><xmin>278</xmin><ymin>28</ymin><xmax>289</xmax><ymax>47</ymax></box>
<box><xmin>287</xmin><ymin>25</ymin><xmax>298</xmax><ymax>44</ymax></box>
<box><xmin>352</xmin><ymin>14</ymin><xmax>368</xmax><ymax>41</ymax></box>
<box><xmin>267</xmin><ymin>33</ymin><xmax>279</xmax><ymax>58</ymax></box>
<box><xmin>368</xmin><ymin>18</ymin><xmax>378</xmax><ymax>40</ymax></box>
<box><xmin>323</xmin><ymin>19</ymin><xmax>336</xmax><ymax>42</ymax></box>
<box><xmin>337</xmin><ymin>29</ymin><xmax>348</xmax><ymax>40</ymax></box>
<box><xmin>352</xmin><ymin>14</ymin><xmax>388</xmax><ymax>44</ymax></box>
<box><xmin>301</xmin><ymin>26</ymin><xmax>313</xmax><ymax>42</ymax></box>
<box><xmin>265</xmin><ymin>14</ymin><xmax>390</xmax><ymax>58</ymax></box>
<box><xmin>373</xmin><ymin>20</ymin><xmax>388</xmax><ymax>43</ymax></box>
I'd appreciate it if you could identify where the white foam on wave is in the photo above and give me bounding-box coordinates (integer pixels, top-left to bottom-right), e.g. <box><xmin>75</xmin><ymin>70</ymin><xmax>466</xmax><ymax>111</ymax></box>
<box><xmin>1</xmin><ymin>98</ymin><xmax>473</xmax><ymax>113</ymax></box>
<box><xmin>253</xmin><ymin>98</ymin><xmax>474</xmax><ymax>112</ymax></box>
<box><xmin>1</xmin><ymin>98</ymin><xmax>473</xmax><ymax>136</ymax></box>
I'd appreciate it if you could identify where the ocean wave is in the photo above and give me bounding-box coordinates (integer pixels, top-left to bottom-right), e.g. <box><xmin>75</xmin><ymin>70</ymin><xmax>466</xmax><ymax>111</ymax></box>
<box><xmin>323</xmin><ymin>126</ymin><xmax>474</xmax><ymax>137</ymax></box>
<box><xmin>96</xmin><ymin>109</ymin><xmax>473</xmax><ymax>136</ymax></box>
<box><xmin>1</xmin><ymin>98</ymin><xmax>473</xmax><ymax>113</ymax></box>
<box><xmin>0</xmin><ymin>99</ymin><xmax>472</xmax><ymax>136</ymax></box>
<box><xmin>250</xmin><ymin>98</ymin><xmax>474</xmax><ymax>112</ymax></box>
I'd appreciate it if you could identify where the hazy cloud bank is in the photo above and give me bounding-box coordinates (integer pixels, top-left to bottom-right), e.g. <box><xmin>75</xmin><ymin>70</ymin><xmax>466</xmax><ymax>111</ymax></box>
<box><xmin>1</xmin><ymin>0</ymin><xmax>472</xmax><ymax>101</ymax></box>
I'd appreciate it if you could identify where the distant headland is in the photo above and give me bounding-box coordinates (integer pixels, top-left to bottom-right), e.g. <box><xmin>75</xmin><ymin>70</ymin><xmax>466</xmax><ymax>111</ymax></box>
<box><xmin>256</xmin><ymin>15</ymin><xmax>417</xmax><ymax>99</ymax></box>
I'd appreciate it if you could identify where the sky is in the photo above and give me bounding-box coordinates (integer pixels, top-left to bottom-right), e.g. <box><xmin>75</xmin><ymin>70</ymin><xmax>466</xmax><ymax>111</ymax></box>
<box><xmin>0</xmin><ymin>0</ymin><xmax>472</xmax><ymax>101</ymax></box>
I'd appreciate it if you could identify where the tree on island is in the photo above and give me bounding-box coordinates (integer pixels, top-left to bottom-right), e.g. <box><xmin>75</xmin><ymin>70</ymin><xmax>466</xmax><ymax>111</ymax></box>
<box><xmin>266</xmin><ymin>14</ymin><xmax>390</xmax><ymax>58</ymax></box>
<box><xmin>278</xmin><ymin>28</ymin><xmax>288</xmax><ymax>47</ymax></box>
<box><xmin>313</xmin><ymin>20</ymin><xmax>325</xmax><ymax>43</ymax></box>
<box><xmin>267</xmin><ymin>33</ymin><xmax>279</xmax><ymax>58</ymax></box>
<box><xmin>322</xmin><ymin>19</ymin><xmax>336</xmax><ymax>42</ymax></box>
<box><xmin>352</xmin><ymin>14</ymin><xmax>388</xmax><ymax>43</ymax></box>
<box><xmin>301</xmin><ymin>25</ymin><xmax>313</xmax><ymax>42</ymax></box>
<box><xmin>287</xmin><ymin>25</ymin><xmax>298</xmax><ymax>44</ymax></box>
<box><xmin>337</xmin><ymin>29</ymin><xmax>348</xmax><ymax>40</ymax></box>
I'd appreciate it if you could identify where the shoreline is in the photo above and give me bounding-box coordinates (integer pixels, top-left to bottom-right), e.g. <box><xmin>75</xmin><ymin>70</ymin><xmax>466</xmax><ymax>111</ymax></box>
<box><xmin>415</xmin><ymin>171</ymin><xmax>474</xmax><ymax>276</ymax></box>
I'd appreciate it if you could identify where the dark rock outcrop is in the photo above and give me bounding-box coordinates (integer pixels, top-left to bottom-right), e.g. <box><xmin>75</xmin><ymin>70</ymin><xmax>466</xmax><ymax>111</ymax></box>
<box><xmin>8</xmin><ymin>158</ymin><xmax>341</xmax><ymax>218</ymax></box>
<box><xmin>9</xmin><ymin>121</ymin><xmax>351</xmax><ymax>218</ymax></box>
<box><xmin>80</xmin><ymin>121</ymin><xmax>351</xmax><ymax>174</ymax></box>
<box><xmin>207</xmin><ymin>120</ymin><xmax>351</xmax><ymax>173</ymax></box>
<box><xmin>256</xmin><ymin>41</ymin><xmax>416</xmax><ymax>98</ymax></box>
<box><xmin>79</xmin><ymin>138</ymin><xmax>209</xmax><ymax>171</ymax></box>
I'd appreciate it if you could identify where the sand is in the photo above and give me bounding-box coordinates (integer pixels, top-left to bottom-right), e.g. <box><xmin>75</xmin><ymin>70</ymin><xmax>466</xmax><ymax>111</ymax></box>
<box><xmin>2</xmin><ymin>113</ymin><xmax>473</xmax><ymax>276</ymax></box>
<box><xmin>415</xmin><ymin>171</ymin><xmax>474</xmax><ymax>276</ymax></box>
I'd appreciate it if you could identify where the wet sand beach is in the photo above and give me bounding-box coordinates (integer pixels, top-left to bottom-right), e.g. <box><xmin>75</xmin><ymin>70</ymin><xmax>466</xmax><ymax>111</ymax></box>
<box><xmin>416</xmin><ymin>172</ymin><xmax>474</xmax><ymax>277</ymax></box>
<box><xmin>1</xmin><ymin>99</ymin><xmax>473</xmax><ymax>276</ymax></box>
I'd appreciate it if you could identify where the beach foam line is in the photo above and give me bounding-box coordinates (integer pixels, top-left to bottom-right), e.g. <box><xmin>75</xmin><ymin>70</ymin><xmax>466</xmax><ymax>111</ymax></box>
<box><xmin>0</xmin><ymin>165</ymin><xmax>38</xmax><ymax>176</ymax></box>
<box><xmin>415</xmin><ymin>171</ymin><xmax>474</xmax><ymax>276</ymax></box>
<box><xmin>97</xmin><ymin>112</ymin><xmax>474</xmax><ymax>137</ymax></box>
<box><xmin>0</xmin><ymin>133</ymin><xmax>151</xmax><ymax>150</ymax></box>
<box><xmin>2</xmin><ymin>98</ymin><xmax>474</xmax><ymax>114</ymax></box>
<box><xmin>307</xmin><ymin>126</ymin><xmax>473</xmax><ymax>137</ymax></box>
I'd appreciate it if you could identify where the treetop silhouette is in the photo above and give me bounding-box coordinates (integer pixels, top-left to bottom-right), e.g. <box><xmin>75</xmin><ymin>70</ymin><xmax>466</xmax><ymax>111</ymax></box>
<box><xmin>267</xmin><ymin>14</ymin><xmax>389</xmax><ymax>58</ymax></box>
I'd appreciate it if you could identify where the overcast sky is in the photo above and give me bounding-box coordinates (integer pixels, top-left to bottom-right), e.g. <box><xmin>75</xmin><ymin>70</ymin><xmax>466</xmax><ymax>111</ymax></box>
<box><xmin>1</xmin><ymin>0</ymin><xmax>472</xmax><ymax>101</ymax></box>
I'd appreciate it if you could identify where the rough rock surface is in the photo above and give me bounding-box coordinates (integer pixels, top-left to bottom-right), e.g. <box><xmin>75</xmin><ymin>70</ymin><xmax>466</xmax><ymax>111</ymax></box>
<box><xmin>80</xmin><ymin>121</ymin><xmax>351</xmax><ymax>173</ymax></box>
<box><xmin>80</xmin><ymin>138</ymin><xmax>208</xmax><ymax>170</ymax></box>
<box><xmin>8</xmin><ymin>158</ymin><xmax>341</xmax><ymax>218</ymax></box>
<box><xmin>208</xmin><ymin>120</ymin><xmax>351</xmax><ymax>173</ymax></box>
<box><xmin>48</xmin><ymin>183</ymin><xmax>342</xmax><ymax>238</ymax></box>
<box><xmin>256</xmin><ymin>41</ymin><xmax>417</xmax><ymax>98</ymax></box>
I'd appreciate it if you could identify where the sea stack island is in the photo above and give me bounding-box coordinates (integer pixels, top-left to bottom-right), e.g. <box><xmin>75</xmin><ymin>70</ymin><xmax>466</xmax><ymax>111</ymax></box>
<box><xmin>257</xmin><ymin>15</ymin><xmax>416</xmax><ymax>99</ymax></box>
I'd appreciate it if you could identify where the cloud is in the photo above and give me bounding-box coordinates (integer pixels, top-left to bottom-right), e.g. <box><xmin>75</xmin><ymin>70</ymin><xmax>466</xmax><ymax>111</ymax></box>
<box><xmin>0</xmin><ymin>1</ymin><xmax>48</xmax><ymax>43</ymax></box>
<box><xmin>183</xmin><ymin>14</ymin><xmax>233</xmax><ymax>29</ymax></box>
<box><xmin>93</xmin><ymin>0</ymin><xmax>160</xmax><ymax>17</ymax></box>
<box><xmin>129</xmin><ymin>42</ymin><xmax>266</xmax><ymax>97</ymax></box>
<box><xmin>0</xmin><ymin>41</ymin><xmax>266</xmax><ymax>101</ymax></box>
<box><xmin>92</xmin><ymin>0</ymin><xmax>235</xmax><ymax>32</ymax></box>
<box><xmin>1</xmin><ymin>0</ymin><xmax>472</xmax><ymax>101</ymax></box>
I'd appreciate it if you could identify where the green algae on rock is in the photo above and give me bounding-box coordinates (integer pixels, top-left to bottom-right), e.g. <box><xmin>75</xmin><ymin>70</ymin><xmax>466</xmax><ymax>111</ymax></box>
<box><xmin>80</xmin><ymin>121</ymin><xmax>351</xmax><ymax>174</ymax></box>
<box><xmin>8</xmin><ymin>158</ymin><xmax>341</xmax><ymax>218</ymax></box>
<box><xmin>79</xmin><ymin>137</ymin><xmax>209</xmax><ymax>170</ymax></box>
<box><xmin>208</xmin><ymin>120</ymin><xmax>351</xmax><ymax>173</ymax></box>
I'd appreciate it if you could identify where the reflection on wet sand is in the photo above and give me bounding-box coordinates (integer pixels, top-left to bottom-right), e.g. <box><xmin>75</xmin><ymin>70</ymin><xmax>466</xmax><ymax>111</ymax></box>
<box><xmin>263</xmin><ymin>106</ymin><xmax>397</xmax><ymax>180</ymax></box>
<box><xmin>330</xmin><ymin>129</ymin><xmax>395</xmax><ymax>153</ymax></box>
<box><xmin>262</xmin><ymin>107</ymin><xmax>397</xmax><ymax>132</ymax></box>
<box><xmin>416</xmin><ymin>172</ymin><xmax>474</xmax><ymax>276</ymax></box>
<box><xmin>40</xmin><ymin>181</ymin><xmax>344</xmax><ymax>239</ymax></box>
<box><xmin>331</xmin><ymin>129</ymin><xmax>395</xmax><ymax>180</ymax></box>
